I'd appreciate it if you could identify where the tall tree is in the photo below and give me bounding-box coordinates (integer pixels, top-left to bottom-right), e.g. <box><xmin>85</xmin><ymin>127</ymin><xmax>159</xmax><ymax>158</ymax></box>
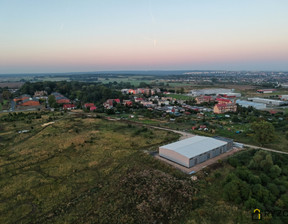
<box><xmin>48</xmin><ymin>95</ymin><xmax>57</xmax><ymax>108</ymax></box>
<box><xmin>251</xmin><ymin>121</ymin><xmax>276</xmax><ymax>146</ymax></box>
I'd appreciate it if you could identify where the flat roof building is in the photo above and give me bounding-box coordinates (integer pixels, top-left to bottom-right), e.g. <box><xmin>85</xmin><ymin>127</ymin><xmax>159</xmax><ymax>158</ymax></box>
<box><xmin>257</xmin><ymin>89</ymin><xmax>276</xmax><ymax>94</ymax></box>
<box><xmin>236</xmin><ymin>100</ymin><xmax>266</xmax><ymax>110</ymax></box>
<box><xmin>280</xmin><ymin>95</ymin><xmax>288</xmax><ymax>101</ymax></box>
<box><xmin>247</xmin><ymin>97</ymin><xmax>287</xmax><ymax>106</ymax></box>
<box><xmin>159</xmin><ymin>136</ymin><xmax>233</xmax><ymax>168</ymax></box>
<box><xmin>190</xmin><ymin>88</ymin><xmax>234</xmax><ymax>96</ymax></box>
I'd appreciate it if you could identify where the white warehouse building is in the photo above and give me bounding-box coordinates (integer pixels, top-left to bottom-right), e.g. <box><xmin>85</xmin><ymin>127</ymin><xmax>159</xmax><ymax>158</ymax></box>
<box><xmin>190</xmin><ymin>88</ymin><xmax>234</xmax><ymax>96</ymax></box>
<box><xmin>159</xmin><ymin>136</ymin><xmax>233</xmax><ymax>168</ymax></box>
<box><xmin>247</xmin><ymin>97</ymin><xmax>287</xmax><ymax>106</ymax></box>
<box><xmin>236</xmin><ymin>100</ymin><xmax>266</xmax><ymax>110</ymax></box>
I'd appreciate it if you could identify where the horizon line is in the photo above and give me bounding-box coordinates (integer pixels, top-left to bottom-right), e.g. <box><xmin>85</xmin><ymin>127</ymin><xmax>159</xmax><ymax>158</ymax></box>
<box><xmin>1</xmin><ymin>69</ymin><xmax>288</xmax><ymax>76</ymax></box>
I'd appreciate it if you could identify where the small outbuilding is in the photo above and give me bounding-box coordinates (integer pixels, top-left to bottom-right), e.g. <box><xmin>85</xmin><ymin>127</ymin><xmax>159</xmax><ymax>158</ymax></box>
<box><xmin>159</xmin><ymin>136</ymin><xmax>233</xmax><ymax>168</ymax></box>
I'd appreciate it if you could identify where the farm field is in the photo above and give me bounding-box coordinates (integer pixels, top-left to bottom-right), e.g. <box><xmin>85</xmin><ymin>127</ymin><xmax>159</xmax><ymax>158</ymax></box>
<box><xmin>165</xmin><ymin>93</ymin><xmax>193</xmax><ymax>100</ymax></box>
<box><xmin>97</xmin><ymin>76</ymin><xmax>155</xmax><ymax>86</ymax></box>
<box><xmin>35</xmin><ymin>77</ymin><xmax>71</xmax><ymax>82</ymax></box>
<box><xmin>0</xmin><ymin>82</ymin><xmax>25</xmax><ymax>88</ymax></box>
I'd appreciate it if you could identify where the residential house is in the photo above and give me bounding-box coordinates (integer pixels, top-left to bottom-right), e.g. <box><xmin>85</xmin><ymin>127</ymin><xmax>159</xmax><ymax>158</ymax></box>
<box><xmin>34</xmin><ymin>91</ymin><xmax>47</xmax><ymax>98</ymax></box>
<box><xmin>216</xmin><ymin>97</ymin><xmax>235</xmax><ymax>104</ymax></box>
<box><xmin>214</xmin><ymin>103</ymin><xmax>237</xmax><ymax>114</ymax></box>
<box><xmin>14</xmin><ymin>94</ymin><xmax>31</xmax><ymax>102</ymax></box>
<box><xmin>123</xmin><ymin>100</ymin><xmax>133</xmax><ymax>106</ymax></box>
<box><xmin>90</xmin><ymin>106</ymin><xmax>97</xmax><ymax>111</ymax></box>
<box><xmin>128</xmin><ymin>89</ymin><xmax>136</xmax><ymax>94</ymax></box>
<box><xmin>196</xmin><ymin>95</ymin><xmax>215</xmax><ymax>104</ymax></box>
<box><xmin>84</xmin><ymin>103</ymin><xmax>95</xmax><ymax>108</ymax></box>
<box><xmin>51</xmin><ymin>92</ymin><xmax>71</xmax><ymax>104</ymax></box>
<box><xmin>134</xmin><ymin>97</ymin><xmax>143</xmax><ymax>103</ymax></box>
<box><xmin>20</xmin><ymin>98</ymin><xmax>40</xmax><ymax>106</ymax></box>
<box><xmin>103</xmin><ymin>99</ymin><xmax>120</xmax><ymax>109</ymax></box>
<box><xmin>63</xmin><ymin>104</ymin><xmax>76</xmax><ymax>110</ymax></box>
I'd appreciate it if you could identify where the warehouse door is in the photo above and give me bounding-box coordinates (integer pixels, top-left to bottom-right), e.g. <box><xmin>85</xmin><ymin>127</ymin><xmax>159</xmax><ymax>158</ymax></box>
<box><xmin>194</xmin><ymin>158</ymin><xmax>198</xmax><ymax>165</ymax></box>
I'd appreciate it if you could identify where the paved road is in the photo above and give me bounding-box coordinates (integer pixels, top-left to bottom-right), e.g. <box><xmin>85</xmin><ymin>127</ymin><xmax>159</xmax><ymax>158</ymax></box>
<box><xmin>10</xmin><ymin>100</ymin><xmax>15</xmax><ymax>111</ymax></box>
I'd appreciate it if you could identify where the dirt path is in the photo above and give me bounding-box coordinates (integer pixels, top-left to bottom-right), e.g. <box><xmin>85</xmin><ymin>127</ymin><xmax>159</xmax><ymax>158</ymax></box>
<box><xmin>146</xmin><ymin>125</ymin><xmax>194</xmax><ymax>140</ymax></box>
<box><xmin>241</xmin><ymin>143</ymin><xmax>288</xmax><ymax>155</ymax></box>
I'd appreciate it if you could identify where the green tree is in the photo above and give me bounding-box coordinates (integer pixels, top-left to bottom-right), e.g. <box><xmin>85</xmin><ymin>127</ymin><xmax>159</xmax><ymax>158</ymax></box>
<box><xmin>269</xmin><ymin>165</ymin><xmax>282</xmax><ymax>179</ymax></box>
<box><xmin>260</xmin><ymin>154</ymin><xmax>274</xmax><ymax>172</ymax></box>
<box><xmin>251</xmin><ymin>121</ymin><xmax>276</xmax><ymax>146</ymax></box>
<box><xmin>48</xmin><ymin>95</ymin><xmax>57</xmax><ymax>108</ymax></box>
<box><xmin>2</xmin><ymin>90</ymin><xmax>12</xmax><ymax>100</ymax></box>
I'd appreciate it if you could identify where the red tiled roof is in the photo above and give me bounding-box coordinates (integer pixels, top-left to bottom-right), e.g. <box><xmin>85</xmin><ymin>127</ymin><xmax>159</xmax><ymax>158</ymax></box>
<box><xmin>90</xmin><ymin>106</ymin><xmax>97</xmax><ymax>111</ymax></box>
<box><xmin>84</xmin><ymin>103</ymin><xmax>95</xmax><ymax>108</ymax></box>
<box><xmin>216</xmin><ymin>103</ymin><xmax>227</xmax><ymax>108</ymax></box>
<box><xmin>216</xmin><ymin>98</ymin><xmax>231</xmax><ymax>102</ymax></box>
<box><xmin>63</xmin><ymin>104</ymin><xmax>76</xmax><ymax>109</ymax></box>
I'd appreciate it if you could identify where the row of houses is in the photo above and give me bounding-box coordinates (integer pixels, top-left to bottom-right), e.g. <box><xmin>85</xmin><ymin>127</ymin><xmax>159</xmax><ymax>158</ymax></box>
<box><xmin>51</xmin><ymin>92</ymin><xmax>71</xmax><ymax>104</ymax></box>
<box><xmin>13</xmin><ymin>94</ymin><xmax>40</xmax><ymax>107</ymax></box>
<box><xmin>195</xmin><ymin>93</ymin><xmax>240</xmax><ymax>104</ymax></box>
<box><xmin>84</xmin><ymin>103</ymin><xmax>97</xmax><ymax>111</ymax></box>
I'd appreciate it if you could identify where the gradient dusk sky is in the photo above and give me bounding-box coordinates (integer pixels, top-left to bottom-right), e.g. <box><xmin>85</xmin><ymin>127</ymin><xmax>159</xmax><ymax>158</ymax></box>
<box><xmin>1</xmin><ymin>0</ymin><xmax>288</xmax><ymax>74</ymax></box>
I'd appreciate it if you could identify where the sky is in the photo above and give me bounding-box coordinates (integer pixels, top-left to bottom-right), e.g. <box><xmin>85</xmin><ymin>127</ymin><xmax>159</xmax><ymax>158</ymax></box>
<box><xmin>1</xmin><ymin>0</ymin><xmax>288</xmax><ymax>74</ymax></box>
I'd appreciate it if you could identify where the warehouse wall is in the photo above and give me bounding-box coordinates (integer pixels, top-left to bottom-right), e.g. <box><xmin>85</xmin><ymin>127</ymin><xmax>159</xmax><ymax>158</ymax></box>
<box><xmin>160</xmin><ymin>142</ymin><xmax>230</xmax><ymax>168</ymax></box>
<box><xmin>189</xmin><ymin>144</ymin><xmax>228</xmax><ymax>167</ymax></box>
<box><xmin>159</xmin><ymin>148</ymin><xmax>189</xmax><ymax>167</ymax></box>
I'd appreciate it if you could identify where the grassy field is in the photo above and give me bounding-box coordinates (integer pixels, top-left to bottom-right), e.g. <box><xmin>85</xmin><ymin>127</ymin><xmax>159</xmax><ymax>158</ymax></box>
<box><xmin>2</xmin><ymin>113</ymin><xmax>210</xmax><ymax>223</ymax></box>
<box><xmin>0</xmin><ymin>82</ymin><xmax>25</xmax><ymax>88</ymax></box>
<box><xmin>1</xmin><ymin>111</ymin><xmax>280</xmax><ymax>223</ymax></box>
<box><xmin>166</xmin><ymin>82</ymin><xmax>193</xmax><ymax>88</ymax></box>
<box><xmin>0</xmin><ymin>99</ymin><xmax>9</xmax><ymax>111</ymax></box>
<box><xmin>165</xmin><ymin>93</ymin><xmax>194</xmax><ymax>100</ymax></box>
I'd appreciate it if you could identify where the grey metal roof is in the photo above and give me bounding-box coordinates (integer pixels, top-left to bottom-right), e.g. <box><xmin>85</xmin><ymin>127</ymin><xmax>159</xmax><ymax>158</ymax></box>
<box><xmin>236</xmin><ymin>100</ymin><xmax>266</xmax><ymax>107</ymax></box>
<box><xmin>160</xmin><ymin>136</ymin><xmax>227</xmax><ymax>158</ymax></box>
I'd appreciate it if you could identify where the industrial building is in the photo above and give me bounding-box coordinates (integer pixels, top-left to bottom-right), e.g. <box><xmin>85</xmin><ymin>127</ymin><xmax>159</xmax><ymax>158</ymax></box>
<box><xmin>280</xmin><ymin>95</ymin><xmax>288</xmax><ymax>101</ymax></box>
<box><xmin>257</xmin><ymin>89</ymin><xmax>276</xmax><ymax>94</ymax></box>
<box><xmin>159</xmin><ymin>136</ymin><xmax>233</xmax><ymax>168</ymax></box>
<box><xmin>190</xmin><ymin>88</ymin><xmax>234</xmax><ymax>96</ymax></box>
<box><xmin>218</xmin><ymin>92</ymin><xmax>241</xmax><ymax>97</ymax></box>
<box><xmin>236</xmin><ymin>100</ymin><xmax>266</xmax><ymax>110</ymax></box>
<box><xmin>247</xmin><ymin>97</ymin><xmax>287</xmax><ymax>106</ymax></box>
